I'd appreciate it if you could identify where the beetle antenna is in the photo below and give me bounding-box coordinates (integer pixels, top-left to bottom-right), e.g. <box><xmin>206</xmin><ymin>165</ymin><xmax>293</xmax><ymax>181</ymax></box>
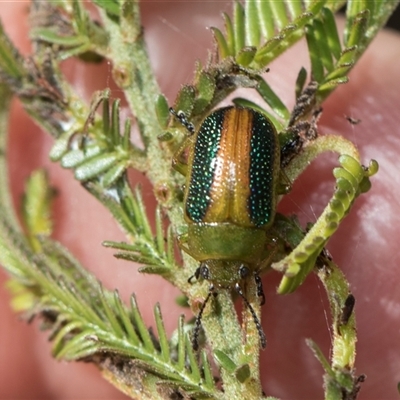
<box><xmin>254</xmin><ymin>274</ymin><xmax>265</xmax><ymax>306</ymax></box>
<box><xmin>192</xmin><ymin>288</ymin><xmax>213</xmax><ymax>351</ymax></box>
<box><xmin>169</xmin><ymin>107</ymin><xmax>195</xmax><ymax>135</ymax></box>
<box><xmin>235</xmin><ymin>283</ymin><xmax>266</xmax><ymax>349</ymax></box>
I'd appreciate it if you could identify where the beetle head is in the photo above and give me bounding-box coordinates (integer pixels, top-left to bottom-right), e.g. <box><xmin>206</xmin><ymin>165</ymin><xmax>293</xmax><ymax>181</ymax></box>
<box><xmin>193</xmin><ymin>260</ymin><xmax>251</xmax><ymax>289</ymax></box>
<box><xmin>189</xmin><ymin>259</ymin><xmax>266</xmax><ymax>350</ymax></box>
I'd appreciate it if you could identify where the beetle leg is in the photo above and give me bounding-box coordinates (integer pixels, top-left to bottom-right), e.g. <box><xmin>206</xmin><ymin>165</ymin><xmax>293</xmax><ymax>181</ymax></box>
<box><xmin>234</xmin><ymin>283</ymin><xmax>266</xmax><ymax>349</ymax></box>
<box><xmin>188</xmin><ymin>265</ymin><xmax>201</xmax><ymax>284</ymax></box>
<box><xmin>169</xmin><ymin>107</ymin><xmax>195</xmax><ymax>135</ymax></box>
<box><xmin>188</xmin><ymin>273</ymin><xmax>196</xmax><ymax>284</ymax></box>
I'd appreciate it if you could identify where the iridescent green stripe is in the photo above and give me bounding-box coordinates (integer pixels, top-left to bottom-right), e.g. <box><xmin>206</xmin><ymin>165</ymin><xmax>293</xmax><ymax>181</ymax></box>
<box><xmin>248</xmin><ymin>111</ymin><xmax>279</xmax><ymax>227</ymax></box>
<box><xmin>185</xmin><ymin>109</ymin><xmax>225</xmax><ymax>222</ymax></box>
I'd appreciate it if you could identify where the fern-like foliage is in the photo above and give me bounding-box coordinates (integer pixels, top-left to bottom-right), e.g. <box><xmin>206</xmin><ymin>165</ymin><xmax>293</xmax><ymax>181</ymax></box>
<box><xmin>50</xmin><ymin>90</ymin><xmax>145</xmax><ymax>186</ymax></box>
<box><xmin>167</xmin><ymin>0</ymin><xmax>398</xmax><ymax>133</ymax></box>
<box><xmin>0</xmin><ymin>0</ymin><xmax>397</xmax><ymax>399</ymax></box>
<box><xmin>273</xmin><ymin>141</ymin><xmax>378</xmax><ymax>294</ymax></box>
<box><xmin>0</xmin><ymin>169</ymin><xmax>216</xmax><ymax>398</ymax></box>
<box><xmin>4</xmin><ymin>239</ymin><xmax>217</xmax><ymax>398</ymax></box>
<box><xmin>30</xmin><ymin>1</ymin><xmax>109</xmax><ymax>59</ymax></box>
<box><xmin>304</xmin><ymin>2</ymin><xmax>398</xmax><ymax>101</ymax></box>
<box><xmin>212</xmin><ymin>0</ymin><xmax>344</xmax><ymax>69</ymax></box>
<box><xmin>103</xmin><ymin>189</ymin><xmax>176</xmax><ymax>276</ymax></box>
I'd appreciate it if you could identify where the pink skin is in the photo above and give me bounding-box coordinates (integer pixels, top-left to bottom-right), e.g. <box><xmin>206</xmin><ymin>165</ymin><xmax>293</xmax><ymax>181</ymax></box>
<box><xmin>1</xmin><ymin>2</ymin><xmax>400</xmax><ymax>399</ymax></box>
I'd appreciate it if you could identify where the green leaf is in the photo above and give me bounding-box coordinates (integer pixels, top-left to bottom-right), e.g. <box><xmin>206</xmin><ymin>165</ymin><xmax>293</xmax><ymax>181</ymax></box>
<box><xmin>306</xmin><ymin>339</ymin><xmax>334</xmax><ymax>377</ymax></box>
<box><xmin>214</xmin><ymin>350</ymin><xmax>237</xmax><ymax>373</ymax></box>
<box><xmin>174</xmin><ymin>85</ymin><xmax>196</xmax><ymax>116</ymax></box>
<box><xmin>235</xmin><ymin>363</ymin><xmax>251</xmax><ymax>383</ymax></box>
<box><xmin>193</xmin><ymin>72</ymin><xmax>216</xmax><ymax>114</ymax></box>
<box><xmin>84</xmin><ymin>179</ymin><xmax>137</xmax><ymax>236</ymax></box>
<box><xmin>211</xmin><ymin>27</ymin><xmax>230</xmax><ymax>58</ymax></box>
<box><xmin>213</xmin><ymin>0</ymin><xmax>337</xmax><ymax>70</ymax></box>
<box><xmin>245</xmin><ymin>0</ymin><xmax>260</xmax><ymax>47</ymax></box>
<box><xmin>256</xmin><ymin>78</ymin><xmax>290</xmax><ymax>121</ymax></box>
<box><xmin>101</xmin><ymin>161</ymin><xmax>128</xmax><ymax>187</ymax></box>
<box><xmin>155</xmin><ymin>94</ymin><xmax>170</xmax><ymax>129</ymax></box>
<box><xmin>314</xmin><ymin>257</ymin><xmax>360</xmax><ymax>398</ymax></box>
<box><xmin>201</xmin><ymin>350</ymin><xmax>215</xmax><ymax>390</ymax></box>
<box><xmin>314</xmin><ymin>19</ymin><xmax>335</xmax><ymax>72</ymax></box>
<box><xmin>171</xmin><ymin>315</ymin><xmax>186</xmax><ymax>371</ymax></box>
<box><xmin>21</xmin><ymin>169</ymin><xmax>54</xmax><ymax>251</ymax></box>
<box><xmin>50</xmin><ymin>129</ymin><xmax>77</xmax><ymax>161</ymax></box>
<box><xmin>101</xmin><ymin>184</ymin><xmax>175</xmax><ymax>273</ymax></box>
<box><xmin>256</xmin><ymin>0</ymin><xmax>275</xmax><ymax>39</ymax></box>
<box><xmin>5</xmin><ymin>278</ymin><xmax>36</xmax><ymax>312</ymax></box>
<box><xmin>0</xmin><ymin>20</ymin><xmax>26</xmax><ymax>79</ymax></box>
<box><xmin>92</xmin><ymin>0</ymin><xmax>120</xmax><ymax>16</ymax></box>
<box><xmin>185</xmin><ymin>335</ymin><xmax>201</xmax><ymax>382</ymax></box>
<box><xmin>99</xmin><ymin>286</ymin><xmax>126</xmax><ymax>338</ymax></box>
<box><xmin>236</xmin><ymin>46</ymin><xmax>257</xmax><ymax>66</ymax></box>
<box><xmin>122</xmin><ymin>118</ymin><xmax>131</xmax><ymax>151</ymax></box>
<box><xmin>305</xmin><ymin>24</ymin><xmax>325</xmax><ymax>82</ymax></box>
<box><xmin>321</xmin><ymin>7</ymin><xmax>342</xmax><ymax>60</ymax></box>
<box><xmin>61</xmin><ymin>146</ymin><xmax>102</xmax><ymax>169</ymax></box>
<box><xmin>0</xmin><ymin>84</ymin><xmax>20</xmax><ymax>232</ymax></box>
<box><xmin>74</xmin><ymin>152</ymin><xmax>125</xmax><ymax>181</ymax></box>
<box><xmin>223</xmin><ymin>12</ymin><xmax>235</xmax><ymax>55</ymax></box>
<box><xmin>113</xmin><ymin>290</ymin><xmax>141</xmax><ymax>344</ymax></box>
<box><xmin>348</xmin><ymin>11</ymin><xmax>370</xmax><ymax>50</ymax></box>
<box><xmin>154</xmin><ymin>303</ymin><xmax>171</xmax><ymax>362</ymax></box>
<box><xmin>233</xmin><ymin>1</ymin><xmax>246</xmax><ymax>53</ymax></box>
<box><xmin>31</xmin><ymin>28</ymin><xmax>88</xmax><ymax>47</ymax></box>
<box><xmin>268</xmin><ymin>0</ymin><xmax>290</xmax><ymax>31</ymax></box>
<box><xmin>130</xmin><ymin>294</ymin><xmax>156</xmax><ymax>351</ymax></box>
<box><xmin>275</xmin><ymin>135</ymin><xmax>375</xmax><ymax>294</ymax></box>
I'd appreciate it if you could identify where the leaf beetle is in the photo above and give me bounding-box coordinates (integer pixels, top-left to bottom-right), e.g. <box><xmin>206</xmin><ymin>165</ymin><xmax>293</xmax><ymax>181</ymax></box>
<box><xmin>171</xmin><ymin>105</ymin><xmax>282</xmax><ymax>350</ymax></box>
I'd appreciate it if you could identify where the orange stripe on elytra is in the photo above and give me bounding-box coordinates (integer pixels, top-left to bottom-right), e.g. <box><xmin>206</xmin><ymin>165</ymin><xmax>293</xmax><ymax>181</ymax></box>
<box><xmin>231</xmin><ymin>108</ymin><xmax>252</xmax><ymax>226</ymax></box>
<box><xmin>203</xmin><ymin>108</ymin><xmax>253</xmax><ymax>226</ymax></box>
